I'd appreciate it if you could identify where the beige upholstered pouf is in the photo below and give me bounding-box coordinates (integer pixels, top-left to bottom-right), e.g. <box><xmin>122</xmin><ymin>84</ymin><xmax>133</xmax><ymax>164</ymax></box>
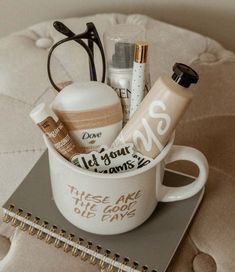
<box><xmin>0</xmin><ymin>14</ymin><xmax>235</xmax><ymax>272</ymax></box>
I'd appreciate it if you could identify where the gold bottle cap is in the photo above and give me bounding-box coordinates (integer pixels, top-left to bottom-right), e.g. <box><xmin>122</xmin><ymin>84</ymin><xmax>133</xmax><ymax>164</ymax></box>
<box><xmin>134</xmin><ymin>41</ymin><xmax>148</xmax><ymax>63</ymax></box>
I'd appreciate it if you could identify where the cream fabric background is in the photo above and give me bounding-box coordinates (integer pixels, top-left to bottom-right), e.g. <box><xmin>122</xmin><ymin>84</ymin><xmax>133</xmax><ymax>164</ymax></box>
<box><xmin>0</xmin><ymin>13</ymin><xmax>235</xmax><ymax>271</ymax></box>
<box><xmin>0</xmin><ymin>0</ymin><xmax>235</xmax><ymax>52</ymax></box>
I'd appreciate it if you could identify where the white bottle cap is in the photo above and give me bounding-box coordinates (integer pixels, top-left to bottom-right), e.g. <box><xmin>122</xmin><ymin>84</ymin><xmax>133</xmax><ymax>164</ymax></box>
<box><xmin>30</xmin><ymin>103</ymin><xmax>53</xmax><ymax>124</ymax></box>
<box><xmin>52</xmin><ymin>81</ymin><xmax>120</xmax><ymax>111</ymax></box>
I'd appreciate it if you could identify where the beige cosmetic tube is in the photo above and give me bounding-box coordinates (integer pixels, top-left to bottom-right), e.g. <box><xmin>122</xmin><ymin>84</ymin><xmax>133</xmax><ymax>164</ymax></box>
<box><xmin>30</xmin><ymin>103</ymin><xmax>80</xmax><ymax>162</ymax></box>
<box><xmin>112</xmin><ymin>63</ymin><xmax>199</xmax><ymax>158</ymax></box>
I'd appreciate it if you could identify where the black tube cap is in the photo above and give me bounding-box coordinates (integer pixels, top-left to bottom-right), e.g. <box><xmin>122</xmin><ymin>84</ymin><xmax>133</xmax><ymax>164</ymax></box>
<box><xmin>172</xmin><ymin>63</ymin><xmax>199</xmax><ymax>88</ymax></box>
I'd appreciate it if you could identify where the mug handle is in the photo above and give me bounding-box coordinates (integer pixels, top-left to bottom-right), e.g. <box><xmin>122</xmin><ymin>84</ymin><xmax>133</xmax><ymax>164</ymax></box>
<box><xmin>159</xmin><ymin>145</ymin><xmax>209</xmax><ymax>202</ymax></box>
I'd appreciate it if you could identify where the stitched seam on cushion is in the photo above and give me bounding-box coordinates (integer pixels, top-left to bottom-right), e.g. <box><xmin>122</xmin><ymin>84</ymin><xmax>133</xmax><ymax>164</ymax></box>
<box><xmin>0</xmin><ymin>148</ymin><xmax>45</xmax><ymax>155</ymax></box>
<box><xmin>189</xmin><ymin>37</ymin><xmax>209</xmax><ymax>64</ymax></box>
<box><xmin>0</xmin><ymin>93</ymin><xmax>32</xmax><ymax>107</ymax></box>
<box><xmin>26</xmin><ymin>29</ymin><xmax>40</xmax><ymax>41</ymax></box>
<box><xmin>32</xmin><ymin>85</ymin><xmax>52</xmax><ymax>105</ymax></box>
<box><xmin>188</xmin><ymin>233</ymin><xmax>201</xmax><ymax>254</ymax></box>
<box><xmin>209</xmin><ymin>165</ymin><xmax>234</xmax><ymax>179</ymax></box>
<box><xmin>169</xmin><ymin>234</ymin><xmax>199</xmax><ymax>271</ymax></box>
<box><xmin>189</xmin><ymin>235</ymin><xmax>218</xmax><ymax>271</ymax></box>
<box><xmin>181</xmin><ymin>113</ymin><xmax>235</xmax><ymax>124</ymax></box>
<box><xmin>48</xmin><ymin>52</ymin><xmax>73</xmax><ymax>85</ymax></box>
<box><xmin>190</xmin><ymin>37</ymin><xmax>210</xmax><ymax>64</ymax></box>
<box><xmin>191</xmin><ymin>37</ymin><xmax>235</xmax><ymax>64</ymax></box>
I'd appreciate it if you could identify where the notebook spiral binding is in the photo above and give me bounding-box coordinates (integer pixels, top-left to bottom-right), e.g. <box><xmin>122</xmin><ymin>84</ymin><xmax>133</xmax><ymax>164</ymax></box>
<box><xmin>2</xmin><ymin>204</ymin><xmax>158</xmax><ymax>272</ymax></box>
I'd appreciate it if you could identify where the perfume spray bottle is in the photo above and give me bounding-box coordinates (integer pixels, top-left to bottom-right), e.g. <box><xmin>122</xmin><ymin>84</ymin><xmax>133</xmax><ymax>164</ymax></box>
<box><xmin>130</xmin><ymin>41</ymin><xmax>148</xmax><ymax>117</ymax></box>
<box><xmin>104</xmin><ymin>24</ymin><xmax>150</xmax><ymax>126</ymax></box>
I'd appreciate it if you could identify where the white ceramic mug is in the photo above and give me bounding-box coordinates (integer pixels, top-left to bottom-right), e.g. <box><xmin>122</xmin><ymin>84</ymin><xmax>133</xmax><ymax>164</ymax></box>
<box><xmin>44</xmin><ymin>134</ymin><xmax>208</xmax><ymax>235</ymax></box>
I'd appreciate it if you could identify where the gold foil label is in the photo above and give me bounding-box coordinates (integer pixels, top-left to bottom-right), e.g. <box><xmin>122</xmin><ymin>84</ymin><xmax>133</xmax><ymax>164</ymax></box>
<box><xmin>134</xmin><ymin>41</ymin><xmax>148</xmax><ymax>63</ymax></box>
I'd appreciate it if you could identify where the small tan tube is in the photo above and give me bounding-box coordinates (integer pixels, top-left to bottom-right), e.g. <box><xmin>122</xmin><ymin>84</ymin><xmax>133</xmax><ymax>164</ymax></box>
<box><xmin>30</xmin><ymin>103</ymin><xmax>80</xmax><ymax>162</ymax></box>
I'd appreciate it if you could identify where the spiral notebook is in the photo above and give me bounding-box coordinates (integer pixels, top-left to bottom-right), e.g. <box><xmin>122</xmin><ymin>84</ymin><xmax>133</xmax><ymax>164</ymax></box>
<box><xmin>2</xmin><ymin>152</ymin><xmax>204</xmax><ymax>272</ymax></box>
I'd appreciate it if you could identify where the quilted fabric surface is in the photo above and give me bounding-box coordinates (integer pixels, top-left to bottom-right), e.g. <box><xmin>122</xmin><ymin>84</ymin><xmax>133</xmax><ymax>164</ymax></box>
<box><xmin>0</xmin><ymin>13</ymin><xmax>234</xmax><ymax>272</ymax></box>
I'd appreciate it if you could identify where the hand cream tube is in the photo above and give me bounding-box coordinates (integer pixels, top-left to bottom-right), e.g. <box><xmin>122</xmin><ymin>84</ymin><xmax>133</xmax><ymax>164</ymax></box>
<box><xmin>112</xmin><ymin>63</ymin><xmax>199</xmax><ymax>158</ymax></box>
<box><xmin>30</xmin><ymin>103</ymin><xmax>80</xmax><ymax>163</ymax></box>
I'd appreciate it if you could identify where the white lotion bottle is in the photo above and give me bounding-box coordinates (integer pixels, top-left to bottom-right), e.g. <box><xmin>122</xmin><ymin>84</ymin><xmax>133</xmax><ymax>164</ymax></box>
<box><xmin>52</xmin><ymin>82</ymin><xmax>123</xmax><ymax>153</ymax></box>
